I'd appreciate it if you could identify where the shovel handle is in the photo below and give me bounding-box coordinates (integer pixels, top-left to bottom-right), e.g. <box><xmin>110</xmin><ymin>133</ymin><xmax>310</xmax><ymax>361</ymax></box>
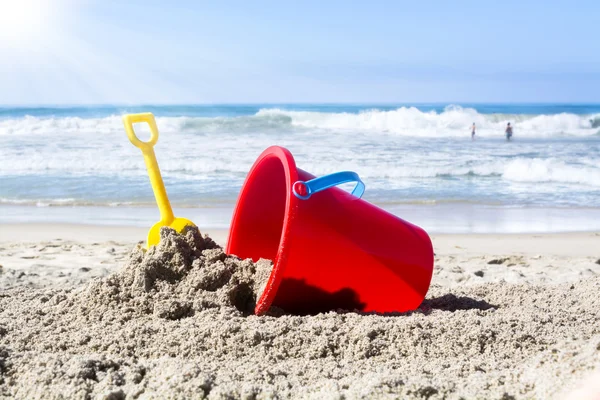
<box><xmin>123</xmin><ymin>112</ymin><xmax>159</xmax><ymax>150</ymax></box>
<box><xmin>122</xmin><ymin>113</ymin><xmax>174</xmax><ymax>224</ymax></box>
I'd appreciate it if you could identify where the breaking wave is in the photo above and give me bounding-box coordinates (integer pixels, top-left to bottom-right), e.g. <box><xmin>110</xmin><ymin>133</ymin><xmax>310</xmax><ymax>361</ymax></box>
<box><xmin>1</xmin><ymin>105</ymin><xmax>599</xmax><ymax>137</ymax></box>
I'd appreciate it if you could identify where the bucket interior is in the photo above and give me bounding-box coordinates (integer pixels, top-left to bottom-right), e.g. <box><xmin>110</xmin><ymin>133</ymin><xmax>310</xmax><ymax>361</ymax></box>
<box><xmin>228</xmin><ymin>155</ymin><xmax>288</xmax><ymax>263</ymax></box>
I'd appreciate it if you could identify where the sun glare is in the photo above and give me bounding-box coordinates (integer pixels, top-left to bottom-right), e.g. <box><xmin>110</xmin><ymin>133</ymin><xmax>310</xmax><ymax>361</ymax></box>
<box><xmin>0</xmin><ymin>0</ymin><xmax>57</xmax><ymax>47</ymax></box>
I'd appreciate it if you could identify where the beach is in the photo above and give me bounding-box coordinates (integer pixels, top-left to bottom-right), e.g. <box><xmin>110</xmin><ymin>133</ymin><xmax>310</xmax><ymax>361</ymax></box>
<box><xmin>1</xmin><ymin>104</ymin><xmax>599</xmax><ymax>398</ymax></box>
<box><xmin>1</xmin><ymin>0</ymin><xmax>599</xmax><ymax>395</ymax></box>
<box><xmin>0</xmin><ymin>223</ymin><xmax>598</xmax><ymax>399</ymax></box>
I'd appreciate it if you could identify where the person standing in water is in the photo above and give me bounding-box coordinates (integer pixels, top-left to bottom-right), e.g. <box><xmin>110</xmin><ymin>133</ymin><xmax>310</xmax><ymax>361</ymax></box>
<box><xmin>471</xmin><ymin>122</ymin><xmax>476</xmax><ymax>140</ymax></box>
<box><xmin>505</xmin><ymin>122</ymin><xmax>513</xmax><ymax>141</ymax></box>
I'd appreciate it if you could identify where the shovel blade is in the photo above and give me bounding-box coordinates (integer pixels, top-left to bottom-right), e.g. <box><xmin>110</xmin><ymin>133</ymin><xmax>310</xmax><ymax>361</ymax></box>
<box><xmin>147</xmin><ymin>217</ymin><xmax>197</xmax><ymax>248</ymax></box>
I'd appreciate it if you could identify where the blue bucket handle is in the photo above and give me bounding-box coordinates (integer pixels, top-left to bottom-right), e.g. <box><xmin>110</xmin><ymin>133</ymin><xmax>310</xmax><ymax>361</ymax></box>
<box><xmin>292</xmin><ymin>171</ymin><xmax>365</xmax><ymax>200</ymax></box>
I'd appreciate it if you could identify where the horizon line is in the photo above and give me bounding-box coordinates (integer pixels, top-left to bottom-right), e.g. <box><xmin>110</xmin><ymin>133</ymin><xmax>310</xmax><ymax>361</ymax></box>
<box><xmin>2</xmin><ymin>101</ymin><xmax>600</xmax><ymax>108</ymax></box>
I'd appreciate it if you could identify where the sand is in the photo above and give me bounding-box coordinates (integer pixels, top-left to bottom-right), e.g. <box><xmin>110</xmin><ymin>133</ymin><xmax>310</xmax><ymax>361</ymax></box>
<box><xmin>0</xmin><ymin>226</ymin><xmax>599</xmax><ymax>399</ymax></box>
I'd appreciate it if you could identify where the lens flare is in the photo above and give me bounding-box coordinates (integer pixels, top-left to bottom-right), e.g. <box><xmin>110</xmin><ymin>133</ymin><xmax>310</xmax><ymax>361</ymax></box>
<box><xmin>0</xmin><ymin>0</ymin><xmax>58</xmax><ymax>48</ymax></box>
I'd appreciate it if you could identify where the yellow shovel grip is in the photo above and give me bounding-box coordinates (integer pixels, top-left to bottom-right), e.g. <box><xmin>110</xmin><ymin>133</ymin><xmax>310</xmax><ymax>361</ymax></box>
<box><xmin>123</xmin><ymin>112</ymin><xmax>159</xmax><ymax>150</ymax></box>
<box><xmin>122</xmin><ymin>113</ymin><xmax>174</xmax><ymax>224</ymax></box>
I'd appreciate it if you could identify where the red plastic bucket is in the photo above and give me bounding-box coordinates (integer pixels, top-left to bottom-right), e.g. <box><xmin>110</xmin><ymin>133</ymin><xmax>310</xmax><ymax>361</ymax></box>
<box><xmin>226</xmin><ymin>146</ymin><xmax>434</xmax><ymax>315</ymax></box>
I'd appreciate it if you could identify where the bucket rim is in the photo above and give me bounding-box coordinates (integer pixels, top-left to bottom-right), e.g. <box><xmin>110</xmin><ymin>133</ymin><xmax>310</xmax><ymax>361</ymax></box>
<box><xmin>225</xmin><ymin>145</ymin><xmax>299</xmax><ymax>315</ymax></box>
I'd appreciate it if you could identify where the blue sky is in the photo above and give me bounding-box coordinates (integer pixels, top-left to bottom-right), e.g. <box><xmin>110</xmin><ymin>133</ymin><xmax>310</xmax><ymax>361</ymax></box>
<box><xmin>0</xmin><ymin>0</ymin><xmax>599</xmax><ymax>104</ymax></box>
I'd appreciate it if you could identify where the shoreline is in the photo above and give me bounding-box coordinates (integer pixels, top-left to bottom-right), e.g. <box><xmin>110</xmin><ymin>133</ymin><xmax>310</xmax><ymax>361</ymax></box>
<box><xmin>4</xmin><ymin>203</ymin><xmax>600</xmax><ymax>234</ymax></box>
<box><xmin>1</xmin><ymin>222</ymin><xmax>598</xmax><ymax>258</ymax></box>
<box><xmin>0</xmin><ymin>223</ymin><xmax>229</xmax><ymax>244</ymax></box>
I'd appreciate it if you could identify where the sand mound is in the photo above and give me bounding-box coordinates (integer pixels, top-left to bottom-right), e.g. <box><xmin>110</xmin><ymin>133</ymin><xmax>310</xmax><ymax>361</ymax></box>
<box><xmin>0</xmin><ymin>228</ymin><xmax>598</xmax><ymax>399</ymax></box>
<box><xmin>81</xmin><ymin>227</ymin><xmax>273</xmax><ymax>319</ymax></box>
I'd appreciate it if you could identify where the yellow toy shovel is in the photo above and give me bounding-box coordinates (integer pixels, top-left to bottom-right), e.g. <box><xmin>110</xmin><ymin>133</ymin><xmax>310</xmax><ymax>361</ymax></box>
<box><xmin>122</xmin><ymin>113</ymin><xmax>196</xmax><ymax>248</ymax></box>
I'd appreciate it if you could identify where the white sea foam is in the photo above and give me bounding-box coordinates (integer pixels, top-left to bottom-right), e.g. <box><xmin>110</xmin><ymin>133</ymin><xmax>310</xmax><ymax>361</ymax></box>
<box><xmin>1</xmin><ymin>106</ymin><xmax>599</xmax><ymax>210</ymax></box>
<box><xmin>256</xmin><ymin>106</ymin><xmax>600</xmax><ymax>137</ymax></box>
<box><xmin>1</xmin><ymin>106</ymin><xmax>598</xmax><ymax>137</ymax></box>
<box><xmin>502</xmin><ymin>159</ymin><xmax>600</xmax><ymax>186</ymax></box>
<box><xmin>2</xmin><ymin>144</ymin><xmax>598</xmax><ymax>188</ymax></box>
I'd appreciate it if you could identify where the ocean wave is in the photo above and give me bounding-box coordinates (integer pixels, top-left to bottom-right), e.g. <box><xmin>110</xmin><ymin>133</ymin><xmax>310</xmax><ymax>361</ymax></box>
<box><xmin>0</xmin><ymin>198</ymin><xmax>144</xmax><ymax>207</ymax></box>
<box><xmin>502</xmin><ymin>159</ymin><xmax>600</xmax><ymax>186</ymax></box>
<box><xmin>0</xmin><ymin>106</ymin><xmax>599</xmax><ymax>137</ymax></box>
<box><xmin>256</xmin><ymin>106</ymin><xmax>600</xmax><ymax>137</ymax></box>
<box><xmin>0</xmin><ymin>197</ymin><xmax>489</xmax><ymax>207</ymax></box>
<box><xmin>0</xmin><ymin>197</ymin><xmax>87</xmax><ymax>207</ymax></box>
<box><xmin>2</xmin><ymin>156</ymin><xmax>598</xmax><ymax>188</ymax></box>
<box><xmin>347</xmin><ymin>158</ymin><xmax>600</xmax><ymax>186</ymax></box>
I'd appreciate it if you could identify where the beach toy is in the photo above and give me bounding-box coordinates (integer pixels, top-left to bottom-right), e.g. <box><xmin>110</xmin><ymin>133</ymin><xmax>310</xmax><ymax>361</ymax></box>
<box><xmin>122</xmin><ymin>113</ymin><xmax>196</xmax><ymax>248</ymax></box>
<box><xmin>226</xmin><ymin>146</ymin><xmax>434</xmax><ymax>315</ymax></box>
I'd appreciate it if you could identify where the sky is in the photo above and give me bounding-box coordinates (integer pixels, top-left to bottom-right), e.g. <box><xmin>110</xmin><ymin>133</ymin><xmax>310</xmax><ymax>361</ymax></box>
<box><xmin>0</xmin><ymin>0</ymin><xmax>599</xmax><ymax>104</ymax></box>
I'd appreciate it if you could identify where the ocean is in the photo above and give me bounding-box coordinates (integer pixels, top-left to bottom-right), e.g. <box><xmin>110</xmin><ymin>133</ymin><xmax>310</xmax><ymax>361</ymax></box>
<box><xmin>1</xmin><ymin>104</ymin><xmax>599</xmax><ymax>233</ymax></box>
